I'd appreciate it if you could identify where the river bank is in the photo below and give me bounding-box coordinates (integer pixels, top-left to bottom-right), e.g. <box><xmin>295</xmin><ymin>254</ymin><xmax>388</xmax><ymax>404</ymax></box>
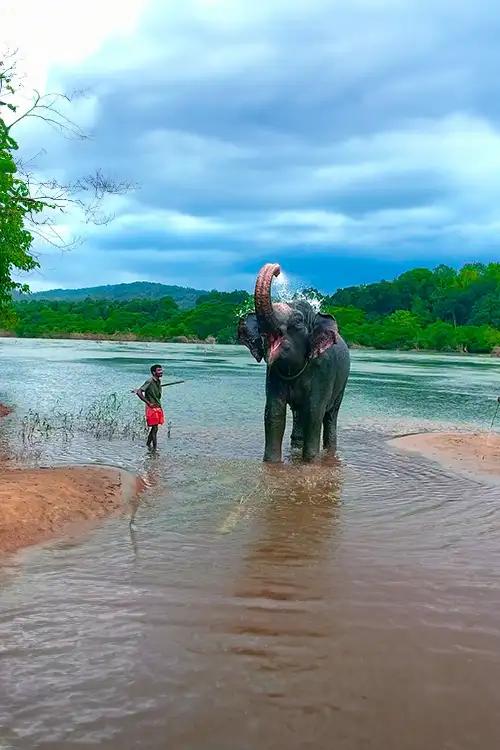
<box><xmin>0</xmin><ymin>466</ymin><xmax>137</xmax><ymax>554</ymax></box>
<box><xmin>0</xmin><ymin>330</ymin><xmax>215</xmax><ymax>344</ymax></box>
<box><xmin>0</xmin><ymin>330</ymin><xmax>500</xmax><ymax>359</ymax></box>
<box><xmin>0</xmin><ymin>405</ymin><xmax>139</xmax><ymax>554</ymax></box>
<box><xmin>2</xmin><ymin>331</ymin><xmax>499</xmax><ymax>355</ymax></box>
<box><xmin>390</xmin><ymin>431</ymin><xmax>500</xmax><ymax>483</ymax></box>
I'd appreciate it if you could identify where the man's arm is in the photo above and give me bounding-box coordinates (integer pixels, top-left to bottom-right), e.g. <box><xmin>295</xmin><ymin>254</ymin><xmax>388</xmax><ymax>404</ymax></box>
<box><xmin>132</xmin><ymin>382</ymin><xmax>154</xmax><ymax>407</ymax></box>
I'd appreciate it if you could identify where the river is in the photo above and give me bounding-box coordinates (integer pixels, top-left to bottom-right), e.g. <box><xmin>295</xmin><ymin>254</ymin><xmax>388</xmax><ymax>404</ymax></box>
<box><xmin>0</xmin><ymin>338</ymin><xmax>499</xmax><ymax>749</ymax></box>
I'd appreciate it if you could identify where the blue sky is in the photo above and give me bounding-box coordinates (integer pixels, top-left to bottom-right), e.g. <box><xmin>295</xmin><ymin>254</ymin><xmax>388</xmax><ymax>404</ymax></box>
<box><xmin>6</xmin><ymin>0</ymin><xmax>500</xmax><ymax>293</ymax></box>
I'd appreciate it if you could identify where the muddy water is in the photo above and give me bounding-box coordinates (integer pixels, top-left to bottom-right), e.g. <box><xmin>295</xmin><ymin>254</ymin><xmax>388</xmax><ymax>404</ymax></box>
<box><xmin>1</xmin><ymin>340</ymin><xmax>500</xmax><ymax>749</ymax></box>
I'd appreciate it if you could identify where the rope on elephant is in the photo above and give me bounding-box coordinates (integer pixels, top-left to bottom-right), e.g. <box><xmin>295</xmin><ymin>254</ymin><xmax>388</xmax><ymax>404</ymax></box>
<box><xmin>272</xmin><ymin>359</ymin><xmax>310</xmax><ymax>381</ymax></box>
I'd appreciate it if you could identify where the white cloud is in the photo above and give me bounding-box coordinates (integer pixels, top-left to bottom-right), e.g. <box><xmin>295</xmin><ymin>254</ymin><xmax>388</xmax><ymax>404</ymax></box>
<box><xmin>1</xmin><ymin>0</ymin><xmax>147</xmax><ymax>92</ymax></box>
<box><xmin>112</xmin><ymin>208</ymin><xmax>226</xmax><ymax>235</ymax></box>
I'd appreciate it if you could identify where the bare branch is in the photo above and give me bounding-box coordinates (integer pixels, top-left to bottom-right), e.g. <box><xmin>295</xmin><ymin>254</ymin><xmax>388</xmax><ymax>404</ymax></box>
<box><xmin>2</xmin><ymin>50</ymin><xmax>137</xmax><ymax>269</ymax></box>
<box><xmin>15</xmin><ymin>149</ymin><xmax>48</xmax><ymax>174</ymax></box>
<box><xmin>6</xmin><ymin>88</ymin><xmax>88</xmax><ymax>140</ymax></box>
<box><xmin>75</xmin><ymin>169</ymin><xmax>138</xmax><ymax>198</ymax></box>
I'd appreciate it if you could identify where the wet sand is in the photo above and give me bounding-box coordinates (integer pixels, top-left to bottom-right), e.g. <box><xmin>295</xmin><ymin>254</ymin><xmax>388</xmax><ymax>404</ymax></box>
<box><xmin>0</xmin><ymin>404</ymin><xmax>138</xmax><ymax>554</ymax></box>
<box><xmin>0</xmin><ymin>465</ymin><xmax>136</xmax><ymax>554</ymax></box>
<box><xmin>390</xmin><ymin>430</ymin><xmax>500</xmax><ymax>482</ymax></box>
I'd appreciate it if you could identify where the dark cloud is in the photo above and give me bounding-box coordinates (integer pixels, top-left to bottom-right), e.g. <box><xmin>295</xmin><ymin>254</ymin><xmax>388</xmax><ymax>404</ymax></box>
<box><xmin>18</xmin><ymin>0</ymin><xmax>500</xmax><ymax>291</ymax></box>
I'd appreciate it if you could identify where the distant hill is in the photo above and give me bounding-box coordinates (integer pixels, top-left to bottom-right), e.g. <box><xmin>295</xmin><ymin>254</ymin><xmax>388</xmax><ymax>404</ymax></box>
<box><xmin>15</xmin><ymin>281</ymin><xmax>207</xmax><ymax>309</ymax></box>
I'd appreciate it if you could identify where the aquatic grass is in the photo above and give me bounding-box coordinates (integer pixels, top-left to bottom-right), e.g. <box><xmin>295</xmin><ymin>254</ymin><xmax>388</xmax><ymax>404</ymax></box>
<box><xmin>20</xmin><ymin>393</ymin><xmax>147</xmax><ymax>446</ymax></box>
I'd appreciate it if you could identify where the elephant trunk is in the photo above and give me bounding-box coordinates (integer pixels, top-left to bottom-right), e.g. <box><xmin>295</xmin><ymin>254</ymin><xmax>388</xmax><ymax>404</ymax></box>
<box><xmin>254</xmin><ymin>263</ymin><xmax>281</xmax><ymax>333</ymax></box>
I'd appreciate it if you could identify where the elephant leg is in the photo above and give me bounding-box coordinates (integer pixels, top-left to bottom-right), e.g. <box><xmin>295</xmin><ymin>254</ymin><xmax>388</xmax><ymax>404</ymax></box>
<box><xmin>290</xmin><ymin>408</ymin><xmax>304</xmax><ymax>449</ymax></box>
<box><xmin>264</xmin><ymin>397</ymin><xmax>287</xmax><ymax>463</ymax></box>
<box><xmin>302</xmin><ymin>405</ymin><xmax>324</xmax><ymax>463</ymax></box>
<box><xmin>323</xmin><ymin>410</ymin><xmax>338</xmax><ymax>452</ymax></box>
<box><xmin>323</xmin><ymin>387</ymin><xmax>346</xmax><ymax>452</ymax></box>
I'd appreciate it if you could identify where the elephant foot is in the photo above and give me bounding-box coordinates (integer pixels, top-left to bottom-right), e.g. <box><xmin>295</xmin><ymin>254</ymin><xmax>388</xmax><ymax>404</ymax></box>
<box><xmin>323</xmin><ymin>442</ymin><xmax>337</xmax><ymax>453</ymax></box>
<box><xmin>302</xmin><ymin>451</ymin><xmax>320</xmax><ymax>463</ymax></box>
<box><xmin>263</xmin><ymin>453</ymin><xmax>283</xmax><ymax>463</ymax></box>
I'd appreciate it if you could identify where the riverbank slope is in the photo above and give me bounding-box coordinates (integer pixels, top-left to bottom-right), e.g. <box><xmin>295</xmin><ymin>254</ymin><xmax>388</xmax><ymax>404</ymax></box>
<box><xmin>390</xmin><ymin>431</ymin><xmax>500</xmax><ymax>483</ymax></box>
<box><xmin>0</xmin><ymin>405</ymin><xmax>138</xmax><ymax>554</ymax></box>
<box><xmin>0</xmin><ymin>466</ymin><xmax>135</xmax><ymax>554</ymax></box>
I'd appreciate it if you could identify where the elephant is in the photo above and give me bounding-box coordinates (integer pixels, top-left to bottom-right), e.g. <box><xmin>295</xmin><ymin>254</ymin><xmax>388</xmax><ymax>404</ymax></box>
<box><xmin>237</xmin><ymin>263</ymin><xmax>350</xmax><ymax>463</ymax></box>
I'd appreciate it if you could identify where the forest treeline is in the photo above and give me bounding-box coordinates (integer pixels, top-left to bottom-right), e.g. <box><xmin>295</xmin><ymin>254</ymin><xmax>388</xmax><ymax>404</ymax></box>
<box><xmin>5</xmin><ymin>263</ymin><xmax>500</xmax><ymax>354</ymax></box>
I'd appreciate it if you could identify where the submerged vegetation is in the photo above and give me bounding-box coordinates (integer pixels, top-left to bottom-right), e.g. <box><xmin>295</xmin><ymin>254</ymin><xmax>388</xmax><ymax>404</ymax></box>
<box><xmin>21</xmin><ymin>393</ymin><xmax>147</xmax><ymax>446</ymax></box>
<box><xmin>4</xmin><ymin>263</ymin><xmax>500</xmax><ymax>354</ymax></box>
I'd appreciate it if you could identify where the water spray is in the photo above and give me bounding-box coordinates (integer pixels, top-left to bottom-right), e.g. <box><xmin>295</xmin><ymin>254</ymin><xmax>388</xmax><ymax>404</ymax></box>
<box><xmin>271</xmin><ymin>271</ymin><xmax>324</xmax><ymax>312</ymax></box>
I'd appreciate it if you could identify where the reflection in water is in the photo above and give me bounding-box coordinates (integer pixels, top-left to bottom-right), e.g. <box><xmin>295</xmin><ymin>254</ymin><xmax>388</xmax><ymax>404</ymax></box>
<box><xmin>228</xmin><ymin>463</ymin><xmax>343</xmax><ymax>674</ymax></box>
<box><xmin>234</xmin><ymin>461</ymin><xmax>342</xmax><ymax>595</ymax></box>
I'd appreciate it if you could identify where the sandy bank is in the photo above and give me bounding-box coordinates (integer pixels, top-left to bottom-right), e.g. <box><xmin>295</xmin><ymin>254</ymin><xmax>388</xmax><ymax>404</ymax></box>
<box><xmin>0</xmin><ymin>403</ymin><xmax>140</xmax><ymax>554</ymax></box>
<box><xmin>390</xmin><ymin>431</ymin><xmax>500</xmax><ymax>482</ymax></box>
<box><xmin>0</xmin><ymin>465</ymin><xmax>137</xmax><ymax>554</ymax></box>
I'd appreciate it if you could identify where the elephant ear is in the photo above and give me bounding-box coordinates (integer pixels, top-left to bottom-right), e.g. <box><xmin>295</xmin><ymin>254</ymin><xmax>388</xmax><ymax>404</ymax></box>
<box><xmin>237</xmin><ymin>313</ymin><xmax>264</xmax><ymax>362</ymax></box>
<box><xmin>311</xmin><ymin>313</ymin><xmax>339</xmax><ymax>358</ymax></box>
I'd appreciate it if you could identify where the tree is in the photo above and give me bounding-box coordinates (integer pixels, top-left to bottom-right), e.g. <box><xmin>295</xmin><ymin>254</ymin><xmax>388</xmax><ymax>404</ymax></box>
<box><xmin>0</xmin><ymin>53</ymin><xmax>133</xmax><ymax>324</ymax></box>
<box><xmin>470</xmin><ymin>289</ymin><xmax>500</xmax><ymax>327</ymax></box>
<box><xmin>455</xmin><ymin>325</ymin><xmax>500</xmax><ymax>354</ymax></box>
<box><xmin>372</xmin><ymin>310</ymin><xmax>422</xmax><ymax>350</ymax></box>
<box><xmin>431</xmin><ymin>286</ymin><xmax>468</xmax><ymax>326</ymax></box>
<box><xmin>420</xmin><ymin>321</ymin><xmax>457</xmax><ymax>351</ymax></box>
<box><xmin>0</xmin><ymin>58</ymin><xmax>43</xmax><ymax>321</ymax></box>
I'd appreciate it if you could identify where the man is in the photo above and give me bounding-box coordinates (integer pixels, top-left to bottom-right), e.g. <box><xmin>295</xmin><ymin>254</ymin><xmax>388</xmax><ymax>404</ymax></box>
<box><xmin>134</xmin><ymin>364</ymin><xmax>165</xmax><ymax>451</ymax></box>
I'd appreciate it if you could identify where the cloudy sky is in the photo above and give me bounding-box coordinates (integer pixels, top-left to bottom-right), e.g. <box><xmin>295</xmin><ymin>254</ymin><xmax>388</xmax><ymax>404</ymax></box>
<box><xmin>4</xmin><ymin>0</ymin><xmax>500</xmax><ymax>293</ymax></box>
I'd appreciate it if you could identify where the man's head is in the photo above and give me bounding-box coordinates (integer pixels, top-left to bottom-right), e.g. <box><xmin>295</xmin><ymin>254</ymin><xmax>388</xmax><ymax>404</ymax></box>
<box><xmin>150</xmin><ymin>364</ymin><xmax>163</xmax><ymax>379</ymax></box>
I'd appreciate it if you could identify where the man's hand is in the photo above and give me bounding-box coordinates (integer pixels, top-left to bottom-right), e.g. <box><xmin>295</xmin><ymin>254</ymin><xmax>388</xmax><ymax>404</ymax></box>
<box><xmin>132</xmin><ymin>388</ymin><xmax>151</xmax><ymax>407</ymax></box>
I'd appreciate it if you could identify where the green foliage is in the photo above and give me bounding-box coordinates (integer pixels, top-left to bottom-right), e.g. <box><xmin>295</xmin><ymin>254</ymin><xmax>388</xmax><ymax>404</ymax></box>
<box><xmin>325</xmin><ymin>305</ymin><xmax>366</xmax><ymax>327</ymax></box>
<box><xmin>196</xmin><ymin>289</ymin><xmax>248</xmax><ymax>306</ymax></box>
<box><xmin>370</xmin><ymin>310</ymin><xmax>423</xmax><ymax>351</ymax></box>
<box><xmin>2</xmin><ymin>53</ymin><xmax>135</xmax><ymax>325</ymax></box>
<box><xmin>419</xmin><ymin>321</ymin><xmax>457</xmax><ymax>352</ymax></box>
<box><xmin>18</xmin><ymin>281</ymin><xmax>207</xmax><ymax>309</ymax></box>
<box><xmin>11</xmin><ymin>291</ymin><xmax>252</xmax><ymax>343</ymax></box>
<box><xmin>454</xmin><ymin>325</ymin><xmax>500</xmax><ymax>354</ymax></box>
<box><xmin>5</xmin><ymin>264</ymin><xmax>500</xmax><ymax>353</ymax></box>
<box><xmin>0</xmin><ymin>61</ymin><xmax>42</xmax><ymax>323</ymax></box>
<box><xmin>327</xmin><ymin>262</ymin><xmax>500</xmax><ymax>329</ymax></box>
<box><xmin>166</xmin><ymin>291</ymin><xmax>250</xmax><ymax>342</ymax></box>
<box><xmin>14</xmin><ymin>297</ymin><xmax>179</xmax><ymax>339</ymax></box>
<box><xmin>325</xmin><ymin>263</ymin><xmax>500</xmax><ymax>353</ymax></box>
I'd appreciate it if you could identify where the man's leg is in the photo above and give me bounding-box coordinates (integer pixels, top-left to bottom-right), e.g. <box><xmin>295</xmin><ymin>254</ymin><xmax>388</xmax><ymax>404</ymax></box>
<box><xmin>150</xmin><ymin>425</ymin><xmax>158</xmax><ymax>451</ymax></box>
<box><xmin>146</xmin><ymin>425</ymin><xmax>155</xmax><ymax>448</ymax></box>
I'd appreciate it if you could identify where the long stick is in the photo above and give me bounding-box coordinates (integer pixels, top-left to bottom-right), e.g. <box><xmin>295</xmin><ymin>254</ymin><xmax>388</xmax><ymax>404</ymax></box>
<box><xmin>131</xmin><ymin>380</ymin><xmax>185</xmax><ymax>395</ymax></box>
